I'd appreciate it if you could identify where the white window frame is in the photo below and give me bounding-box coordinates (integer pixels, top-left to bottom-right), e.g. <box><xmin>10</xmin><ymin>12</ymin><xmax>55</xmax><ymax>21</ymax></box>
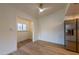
<box><xmin>17</xmin><ymin>23</ymin><xmax>28</xmax><ymax>32</ymax></box>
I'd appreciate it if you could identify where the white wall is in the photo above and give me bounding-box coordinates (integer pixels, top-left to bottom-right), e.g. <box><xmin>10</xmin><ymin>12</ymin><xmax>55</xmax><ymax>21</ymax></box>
<box><xmin>32</xmin><ymin>18</ymin><xmax>39</xmax><ymax>42</ymax></box>
<box><xmin>0</xmin><ymin>5</ymin><xmax>36</xmax><ymax>55</ymax></box>
<box><xmin>38</xmin><ymin>8</ymin><xmax>66</xmax><ymax>45</ymax></box>
<box><xmin>0</xmin><ymin>5</ymin><xmax>39</xmax><ymax>54</ymax></box>
<box><xmin>0</xmin><ymin>6</ymin><xmax>17</xmax><ymax>54</ymax></box>
<box><xmin>17</xmin><ymin>17</ymin><xmax>32</xmax><ymax>42</ymax></box>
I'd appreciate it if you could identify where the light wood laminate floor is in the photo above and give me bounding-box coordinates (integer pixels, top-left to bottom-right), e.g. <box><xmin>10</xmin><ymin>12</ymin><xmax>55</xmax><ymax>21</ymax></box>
<box><xmin>10</xmin><ymin>40</ymin><xmax>79</xmax><ymax>55</ymax></box>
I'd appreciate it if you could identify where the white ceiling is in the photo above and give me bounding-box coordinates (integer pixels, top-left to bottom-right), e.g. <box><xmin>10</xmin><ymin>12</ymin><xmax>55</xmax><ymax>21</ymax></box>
<box><xmin>0</xmin><ymin>3</ymin><xmax>67</xmax><ymax>18</ymax></box>
<box><xmin>66</xmin><ymin>3</ymin><xmax>79</xmax><ymax>16</ymax></box>
<box><xmin>38</xmin><ymin>3</ymin><xmax>67</xmax><ymax>17</ymax></box>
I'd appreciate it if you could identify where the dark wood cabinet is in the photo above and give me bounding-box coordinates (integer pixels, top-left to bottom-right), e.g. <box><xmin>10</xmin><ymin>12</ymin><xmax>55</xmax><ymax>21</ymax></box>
<box><xmin>77</xmin><ymin>19</ymin><xmax>79</xmax><ymax>52</ymax></box>
<box><xmin>64</xmin><ymin>19</ymin><xmax>79</xmax><ymax>52</ymax></box>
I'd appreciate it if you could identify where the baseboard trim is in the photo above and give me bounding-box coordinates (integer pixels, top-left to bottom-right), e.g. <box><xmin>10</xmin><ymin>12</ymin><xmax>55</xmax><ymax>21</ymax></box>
<box><xmin>36</xmin><ymin>40</ymin><xmax>64</xmax><ymax>48</ymax></box>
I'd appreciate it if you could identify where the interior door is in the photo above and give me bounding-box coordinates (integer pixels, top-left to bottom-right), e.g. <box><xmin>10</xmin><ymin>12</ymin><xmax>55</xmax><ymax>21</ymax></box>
<box><xmin>64</xmin><ymin>20</ymin><xmax>77</xmax><ymax>51</ymax></box>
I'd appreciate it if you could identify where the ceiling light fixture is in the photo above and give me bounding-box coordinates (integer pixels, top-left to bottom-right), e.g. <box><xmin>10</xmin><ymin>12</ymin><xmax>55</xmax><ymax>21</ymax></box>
<box><xmin>39</xmin><ymin>3</ymin><xmax>46</xmax><ymax>13</ymax></box>
<box><xmin>39</xmin><ymin>8</ymin><xmax>46</xmax><ymax>12</ymax></box>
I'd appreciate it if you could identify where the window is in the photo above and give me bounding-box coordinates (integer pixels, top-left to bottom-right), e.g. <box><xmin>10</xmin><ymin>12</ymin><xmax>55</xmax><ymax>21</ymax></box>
<box><xmin>17</xmin><ymin>23</ymin><xmax>22</xmax><ymax>31</ymax></box>
<box><xmin>22</xmin><ymin>24</ymin><xmax>26</xmax><ymax>31</ymax></box>
<box><xmin>17</xmin><ymin>23</ymin><xmax>28</xmax><ymax>31</ymax></box>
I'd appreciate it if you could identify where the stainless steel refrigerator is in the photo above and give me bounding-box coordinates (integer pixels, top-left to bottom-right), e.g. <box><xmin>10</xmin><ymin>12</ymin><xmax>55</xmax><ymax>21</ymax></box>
<box><xmin>64</xmin><ymin>19</ymin><xmax>79</xmax><ymax>52</ymax></box>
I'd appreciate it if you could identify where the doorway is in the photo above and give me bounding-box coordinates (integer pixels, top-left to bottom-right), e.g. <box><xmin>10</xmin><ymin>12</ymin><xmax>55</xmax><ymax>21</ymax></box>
<box><xmin>16</xmin><ymin>16</ymin><xmax>33</xmax><ymax>48</ymax></box>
